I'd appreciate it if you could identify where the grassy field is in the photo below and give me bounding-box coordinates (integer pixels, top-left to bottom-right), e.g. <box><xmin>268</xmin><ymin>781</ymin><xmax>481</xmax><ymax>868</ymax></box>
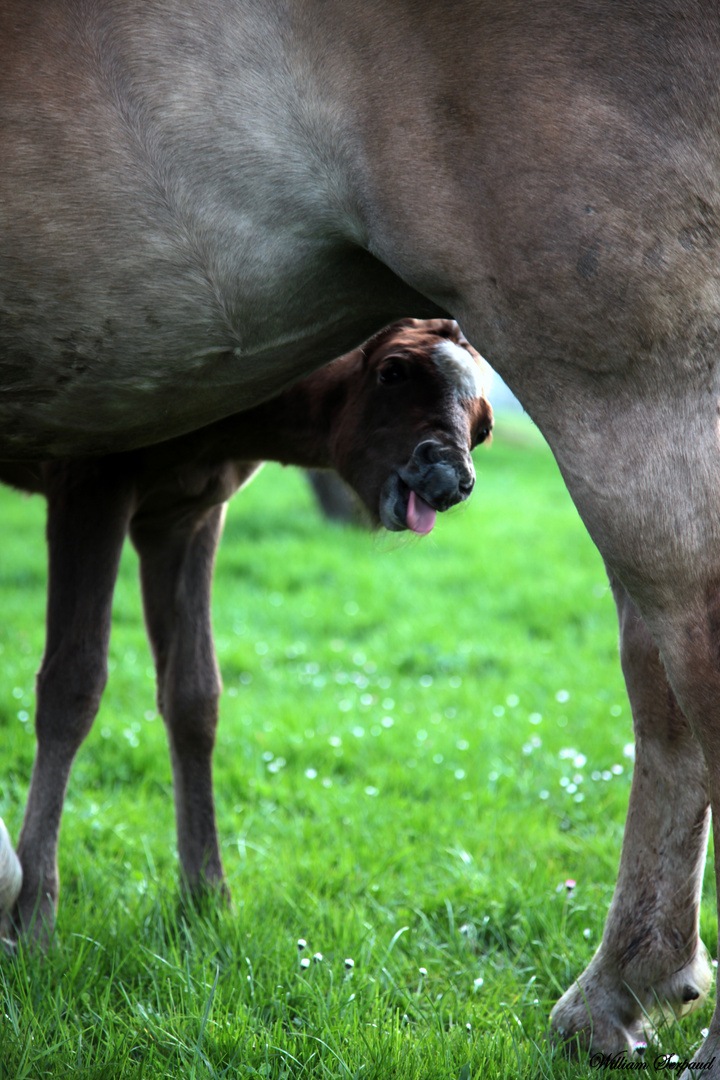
<box><xmin>0</xmin><ymin>415</ymin><xmax>715</xmax><ymax>1079</ymax></box>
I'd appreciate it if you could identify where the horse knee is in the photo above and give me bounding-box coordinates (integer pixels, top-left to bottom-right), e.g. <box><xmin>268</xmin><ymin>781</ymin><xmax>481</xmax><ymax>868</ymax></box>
<box><xmin>164</xmin><ymin>688</ymin><xmax>221</xmax><ymax>757</ymax></box>
<box><xmin>615</xmin><ymin>597</ymin><xmax>699</xmax><ymax>758</ymax></box>
<box><xmin>34</xmin><ymin>648</ymin><xmax>108</xmax><ymax>747</ymax></box>
<box><xmin>618</xmin><ymin>602</ymin><xmax>654</xmax><ymax>669</ymax></box>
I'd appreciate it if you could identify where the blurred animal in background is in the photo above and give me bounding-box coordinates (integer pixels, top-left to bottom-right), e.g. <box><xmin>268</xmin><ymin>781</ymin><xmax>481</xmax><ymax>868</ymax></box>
<box><xmin>305</xmin><ymin>468</ymin><xmax>366</xmax><ymax>526</ymax></box>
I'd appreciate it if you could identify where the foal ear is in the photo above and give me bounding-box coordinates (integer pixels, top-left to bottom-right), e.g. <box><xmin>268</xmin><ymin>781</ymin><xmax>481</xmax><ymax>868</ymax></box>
<box><xmin>435</xmin><ymin>320</ymin><xmax>467</xmax><ymax>346</ymax></box>
<box><xmin>361</xmin><ymin>319</ymin><xmax>417</xmax><ymax>360</ymax></box>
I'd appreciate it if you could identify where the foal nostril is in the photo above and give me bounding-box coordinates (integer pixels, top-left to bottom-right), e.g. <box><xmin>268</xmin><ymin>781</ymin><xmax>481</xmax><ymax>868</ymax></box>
<box><xmin>411</xmin><ymin>440</ymin><xmax>442</xmax><ymax>466</ymax></box>
<box><xmin>459</xmin><ymin>475</ymin><xmax>475</xmax><ymax>498</ymax></box>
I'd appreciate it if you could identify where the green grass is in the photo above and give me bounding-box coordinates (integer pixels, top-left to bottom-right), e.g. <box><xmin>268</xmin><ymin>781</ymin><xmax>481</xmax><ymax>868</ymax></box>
<box><xmin>0</xmin><ymin>414</ymin><xmax>715</xmax><ymax>1078</ymax></box>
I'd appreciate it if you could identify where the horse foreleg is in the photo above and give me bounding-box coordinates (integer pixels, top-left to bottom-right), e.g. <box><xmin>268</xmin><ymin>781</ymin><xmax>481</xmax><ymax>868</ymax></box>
<box><xmin>551</xmin><ymin>575</ymin><xmax>712</xmax><ymax>1054</ymax></box>
<box><xmin>9</xmin><ymin>462</ymin><xmax>133</xmax><ymax>944</ymax></box>
<box><xmin>131</xmin><ymin>504</ymin><xmax>228</xmax><ymax>901</ymax></box>
<box><xmin>642</xmin><ymin>592</ymin><xmax>720</xmax><ymax>1079</ymax></box>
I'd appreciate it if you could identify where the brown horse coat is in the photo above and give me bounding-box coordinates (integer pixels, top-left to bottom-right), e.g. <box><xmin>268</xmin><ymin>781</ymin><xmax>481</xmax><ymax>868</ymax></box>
<box><xmin>2</xmin><ymin>2</ymin><xmax>720</xmax><ymax>1069</ymax></box>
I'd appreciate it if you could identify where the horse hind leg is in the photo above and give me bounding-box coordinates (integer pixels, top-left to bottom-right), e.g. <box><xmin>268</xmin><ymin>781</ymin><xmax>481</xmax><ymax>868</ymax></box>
<box><xmin>551</xmin><ymin>575</ymin><xmax>712</xmax><ymax>1054</ymax></box>
<box><xmin>2</xmin><ymin>461</ymin><xmax>133</xmax><ymax>946</ymax></box>
<box><xmin>130</xmin><ymin>502</ymin><xmax>228</xmax><ymax>903</ymax></box>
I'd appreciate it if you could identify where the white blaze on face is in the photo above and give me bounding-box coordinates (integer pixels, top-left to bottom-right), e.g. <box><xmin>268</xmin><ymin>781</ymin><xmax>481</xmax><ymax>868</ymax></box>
<box><xmin>432</xmin><ymin>340</ymin><xmax>492</xmax><ymax>401</ymax></box>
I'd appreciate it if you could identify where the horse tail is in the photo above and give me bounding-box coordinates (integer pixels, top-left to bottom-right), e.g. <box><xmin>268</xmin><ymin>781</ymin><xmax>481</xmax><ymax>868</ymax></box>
<box><xmin>0</xmin><ymin>819</ymin><xmax>22</xmax><ymax>914</ymax></box>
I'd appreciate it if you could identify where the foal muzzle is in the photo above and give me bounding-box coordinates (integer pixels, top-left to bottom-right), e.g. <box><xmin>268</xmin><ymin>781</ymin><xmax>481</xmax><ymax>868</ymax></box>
<box><xmin>379</xmin><ymin>439</ymin><xmax>476</xmax><ymax>534</ymax></box>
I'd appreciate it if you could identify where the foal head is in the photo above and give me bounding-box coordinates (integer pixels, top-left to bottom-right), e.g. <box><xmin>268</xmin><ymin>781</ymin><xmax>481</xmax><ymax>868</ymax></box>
<box><xmin>330</xmin><ymin>319</ymin><xmax>493</xmax><ymax>533</ymax></box>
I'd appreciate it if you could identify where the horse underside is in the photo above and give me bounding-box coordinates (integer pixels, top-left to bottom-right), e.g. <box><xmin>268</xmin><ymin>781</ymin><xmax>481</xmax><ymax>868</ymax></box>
<box><xmin>3</xmin><ymin>2</ymin><xmax>720</xmax><ymax>1076</ymax></box>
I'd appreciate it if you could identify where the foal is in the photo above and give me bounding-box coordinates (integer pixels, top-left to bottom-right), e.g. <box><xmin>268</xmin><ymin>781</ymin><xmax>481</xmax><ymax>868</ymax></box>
<box><xmin>0</xmin><ymin>318</ymin><xmax>492</xmax><ymax>941</ymax></box>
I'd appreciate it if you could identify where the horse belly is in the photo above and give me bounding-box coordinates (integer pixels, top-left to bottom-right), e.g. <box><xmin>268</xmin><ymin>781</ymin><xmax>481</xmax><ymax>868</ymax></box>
<box><xmin>0</xmin><ymin>1</ymin><xmax>435</xmax><ymax>458</ymax></box>
<box><xmin>0</xmin><ymin>210</ymin><xmax>373</xmax><ymax>458</ymax></box>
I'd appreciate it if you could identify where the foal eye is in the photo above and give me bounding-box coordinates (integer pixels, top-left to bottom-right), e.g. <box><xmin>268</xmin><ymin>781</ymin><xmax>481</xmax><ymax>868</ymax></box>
<box><xmin>378</xmin><ymin>360</ymin><xmax>408</xmax><ymax>385</ymax></box>
<box><xmin>470</xmin><ymin>426</ymin><xmax>491</xmax><ymax>449</ymax></box>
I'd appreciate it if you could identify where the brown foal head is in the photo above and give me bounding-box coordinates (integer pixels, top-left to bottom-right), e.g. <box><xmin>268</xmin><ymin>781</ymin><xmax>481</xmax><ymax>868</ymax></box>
<box><xmin>329</xmin><ymin>319</ymin><xmax>493</xmax><ymax>533</ymax></box>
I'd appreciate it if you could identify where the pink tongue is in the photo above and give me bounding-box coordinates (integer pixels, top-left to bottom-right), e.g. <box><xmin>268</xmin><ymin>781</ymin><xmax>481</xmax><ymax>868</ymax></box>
<box><xmin>407</xmin><ymin>490</ymin><xmax>437</xmax><ymax>535</ymax></box>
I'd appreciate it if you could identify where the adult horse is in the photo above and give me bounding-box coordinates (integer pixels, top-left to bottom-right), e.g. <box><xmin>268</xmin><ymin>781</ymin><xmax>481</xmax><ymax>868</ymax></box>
<box><xmin>2</xmin><ymin>1</ymin><xmax>720</xmax><ymax>1070</ymax></box>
